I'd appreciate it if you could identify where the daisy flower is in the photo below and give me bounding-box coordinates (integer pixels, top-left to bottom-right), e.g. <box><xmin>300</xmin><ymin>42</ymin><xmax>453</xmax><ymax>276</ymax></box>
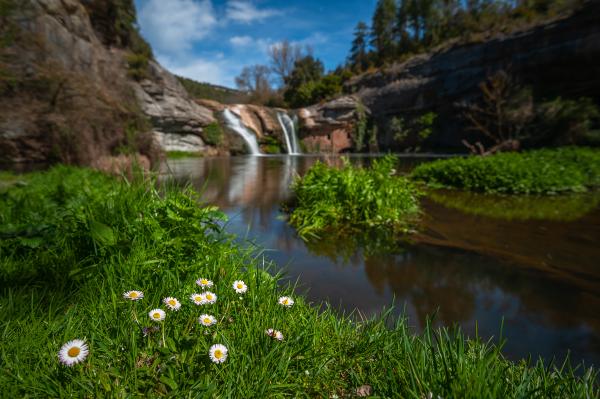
<box><xmin>199</xmin><ymin>314</ymin><xmax>217</xmax><ymax>326</ymax></box>
<box><xmin>265</xmin><ymin>329</ymin><xmax>284</xmax><ymax>341</ymax></box>
<box><xmin>58</xmin><ymin>339</ymin><xmax>89</xmax><ymax>366</ymax></box>
<box><xmin>123</xmin><ymin>290</ymin><xmax>144</xmax><ymax>301</ymax></box>
<box><xmin>196</xmin><ymin>278</ymin><xmax>214</xmax><ymax>288</ymax></box>
<box><xmin>209</xmin><ymin>344</ymin><xmax>228</xmax><ymax>363</ymax></box>
<box><xmin>278</xmin><ymin>296</ymin><xmax>294</xmax><ymax>307</ymax></box>
<box><xmin>149</xmin><ymin>308</ymin><xmax>166</xmax><ymax>322</ymax></box>
<box><xmin>190</xmin><ymin>293</ymin><xmax>205</xmax><ymax>305</ymax></box>
<box><xmin>163</xmin><ymin>297</ymin><xmax>181</xmax><ymax>311</ymax></box>
<box><xmin>232</xmin><ymin>280</ymin><xmax>248</xmax><ymax>294</ymax></box>
<box><xmin>203</xmin><ymin>291</ymin><xmax>217</xmax><ymax>304</ymax></box>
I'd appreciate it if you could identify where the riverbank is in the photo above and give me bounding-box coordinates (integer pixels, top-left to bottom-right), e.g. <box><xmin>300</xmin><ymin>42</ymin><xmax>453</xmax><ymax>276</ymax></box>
<box><xmin>0</xmin><ymin>166</ymin><xmax>597</xmax><ymax>397</ymax></box>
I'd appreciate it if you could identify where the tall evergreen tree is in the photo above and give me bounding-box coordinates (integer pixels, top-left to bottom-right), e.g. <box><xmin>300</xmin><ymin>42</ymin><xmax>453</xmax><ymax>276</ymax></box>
<box><xmin>370</xmin><ymin>0</ymin><xmax>397</xmax><ymax>63</ymax></box>
<box><xmin>348</xmin><ymin>21</ymin><xmax>370</xmax><ymax>71</ymax></box>
<box><xmin>395</xmin><ymin>0</ymin><xmax>413</xmax><ymax>54</ymax></box>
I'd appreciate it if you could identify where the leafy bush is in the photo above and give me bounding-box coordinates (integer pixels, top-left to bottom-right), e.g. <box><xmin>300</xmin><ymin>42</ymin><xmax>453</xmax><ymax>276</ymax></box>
<box><xmin>411</xmin><ymin>147</ymin><xmax>600</xmax><ymax>194</ymax></box>
<box><xmin>202</xmin><ymin>122</ymin><xmax>223</xmax><ymax>146</ymax></box>
<box><xmin>126</xmin><ymin>53</ymin><xmax>149</xmax><ymax>81</ymax></box>
<box><xmin>289</xmin><ymin>155</ymin><xmax>421</xmax><ymax>239</ymax></box>
<box><xmin>0</xmin><ymin>166</ymin><xmax>597</xmax><ymax>397</ymax></box>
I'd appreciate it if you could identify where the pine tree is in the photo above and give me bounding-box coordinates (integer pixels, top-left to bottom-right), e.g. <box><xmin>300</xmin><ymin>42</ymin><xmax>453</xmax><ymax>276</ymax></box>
<box><xmin>370</xmin><ymin>0</ymin><xmax>397</xmax><ymax>63</ymax></box>
<box><xmin>349</xmin><ymin>21</ymin><xmax>370</xmax><ymax>72</ymax></box>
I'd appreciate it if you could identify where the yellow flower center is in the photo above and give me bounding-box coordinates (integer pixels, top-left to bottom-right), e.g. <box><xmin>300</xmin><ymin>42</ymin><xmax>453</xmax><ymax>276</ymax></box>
<box><xmin>204</xmin><ymin>318</ymin><xmax>211</xmax><ymax>324</ymax></box>
<box><xmin>168</xmin><ymin>299</ymin><xmax>176</xmax><ymax>306</ymax></box>
<box><xmin>67</xmin><ymin>347</ymin><xmax>81</xmax><ymax>357</ymax></box>
<box><xmin>153</xmin><ymin>312</ymin><xmax>161</xmax><ymax>319</ymax></box>
<box><xmin>283</xmin><ymin>299</ymin><xmax>289</xmax><ymax>304</ymax></box>
<box><xmin>214</xmin><ymin>350</ymin><xmax>223</xmax><ymax>359</ymax></box>
<box><xmin>202</xmin><ymin>279</ymin><xmax>208</xmax><ymax>285</ymax></box>
<box><xmin>237</xmin><ymin>283</ymin><xmax>243</xmax><ymax>289</ymax></box>
<box><xmin>195</xmin><ymin>296</ymin><xmax>202</xmax><ymax>301</ymax></box>
<box><xmin>129</xmin><ymin>292</ymin><xmax>138</xmax><ymax>298</ymax></box>
<box><xmin>207</xmin><ymin>294</ymin><xmax>213</xmax><ymax>300</ymax></box>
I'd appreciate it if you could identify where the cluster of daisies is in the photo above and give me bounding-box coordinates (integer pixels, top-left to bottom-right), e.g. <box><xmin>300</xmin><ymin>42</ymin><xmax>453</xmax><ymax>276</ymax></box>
<box><xmin>57</xmin><ymin>278</ymin><xmax>295</xmax><ymax>367</ymax></box>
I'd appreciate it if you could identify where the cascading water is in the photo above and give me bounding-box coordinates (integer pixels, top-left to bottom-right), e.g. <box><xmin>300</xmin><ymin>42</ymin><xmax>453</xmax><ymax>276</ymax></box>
<box><xmin>223</xmin><ymin>108</ymin><xmax>262</xmax><ymax>155</ymax></box>
<box><xmin>277</xmin><ymin>112</ymin><xmax>302</xmax><ymax>155</ymax></box>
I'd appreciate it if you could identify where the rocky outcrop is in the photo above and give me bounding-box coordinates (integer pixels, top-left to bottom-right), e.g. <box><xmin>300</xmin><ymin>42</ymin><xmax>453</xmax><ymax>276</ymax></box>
<box><xmin>297</xmin><ymin>96</ymin><xmax>365</xmax><ymax>153</ymax></box>
<box><xmin>343</xmin><ymin>2</ymin><xmax>600</xmax><ymax>151</ymax></box>
<box><xmin>132</xmin><ymin>61</ymin><xmax>217</xmax><ymax>153</ymax></box>
<box><xmin>0</xmin><ymin>0</ymin><xmax>164</xmax><ymax>164</ymax></box>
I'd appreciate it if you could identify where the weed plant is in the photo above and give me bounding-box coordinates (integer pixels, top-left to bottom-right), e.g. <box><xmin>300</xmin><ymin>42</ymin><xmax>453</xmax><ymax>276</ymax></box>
<box><xmin>0</xmin><ymin>166</ymin><xmax>597</xmax><ymax>397</ymax></box>
<box><xmin>412</xmin><ymin>147</ymin><xmax>600</xmax><ymax>194</ymax></box>
<box><xmin>289</xmin><ymin>156</ymin><xmax>421</xmax><ymax>240</ymax></box>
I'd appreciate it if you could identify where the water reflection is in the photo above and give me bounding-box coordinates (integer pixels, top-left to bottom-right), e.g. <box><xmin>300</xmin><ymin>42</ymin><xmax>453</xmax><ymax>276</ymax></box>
<box><xmin>162</xmin><ymin>155</ymin><xmax>600</xmax><ymax>367</ymax></box>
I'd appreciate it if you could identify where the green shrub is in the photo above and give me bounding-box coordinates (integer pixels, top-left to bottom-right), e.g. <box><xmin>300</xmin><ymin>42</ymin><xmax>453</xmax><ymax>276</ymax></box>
<box><xmin>289</xmin><ymin>155</ymin><xmax>421</xmax><ymax>239</ymax></box>
<box><xmin>202</xmin><ymin>122</ymin><xmax>223</xmax><ymax>146</ymax></box>
<box><xmin>0</xmin><ymin>166</ymin><xmax>596</xmax><ymax>397</ymax></box>
<box><xmin>411</xmin><ymin>147</ymin><xmax>600</xmax><ymax>194</ymax></box>
<box><xmin>126</xmin><ymin>53</ymin><xmax>149</xmax><ymax>81</ymax></box>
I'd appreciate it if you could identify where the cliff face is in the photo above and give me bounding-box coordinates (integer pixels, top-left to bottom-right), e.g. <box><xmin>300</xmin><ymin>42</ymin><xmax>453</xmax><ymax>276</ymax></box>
<box><xmin>0</xmin><ymin>0</ymin><xmax>219</xmax><ymax>164</ymax></box>
<box><xmin>300</xmin><ymin>2</ymin><xmax>600</xmax><ymax>153</ymax></box>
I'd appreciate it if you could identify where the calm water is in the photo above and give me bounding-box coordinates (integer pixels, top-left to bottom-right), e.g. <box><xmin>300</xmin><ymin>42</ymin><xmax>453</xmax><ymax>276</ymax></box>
<box><xmin>162</xmin><ymin>155</ymin><xmax>600</xmax><ymax>367</ymax></box>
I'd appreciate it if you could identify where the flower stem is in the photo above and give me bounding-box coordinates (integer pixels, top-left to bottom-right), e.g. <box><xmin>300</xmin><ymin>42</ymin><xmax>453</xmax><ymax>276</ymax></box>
<box><xmin>161</xmin><ymin>323</ymin><xmax>166</xmax><ymax>348</ymax></box>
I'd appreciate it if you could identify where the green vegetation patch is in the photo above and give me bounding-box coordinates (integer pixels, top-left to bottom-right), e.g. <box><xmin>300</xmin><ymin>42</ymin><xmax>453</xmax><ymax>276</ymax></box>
<box><xmin>412</xmin><ymin>147</ymin><xmax>600</xmax><ymax>194</ymax></box>
<box><xmin>427</xmin><ymin>189</ymin><xmax>600</xmax><ymax>222</ymax></box>
<box><xmin>166</xmin><ymin>151</ymin><xmax>203</xmax><ymax>159</ymax></box>
<box><xmin>289</xmin><ymin>156</ymin><xmax>421</xmax><ymax>239</ymax></box>
<box><xmin>0</xmin><ymin>166</ymin><xmax>597</xmax><ymax>397</ymax></box>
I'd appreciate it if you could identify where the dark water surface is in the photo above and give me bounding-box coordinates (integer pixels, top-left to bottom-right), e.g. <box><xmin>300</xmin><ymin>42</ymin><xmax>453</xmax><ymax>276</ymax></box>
<box><xmin>162</xmin><ymin>155</ymin><xmax>600</xmax><ymax>367</ymax></box>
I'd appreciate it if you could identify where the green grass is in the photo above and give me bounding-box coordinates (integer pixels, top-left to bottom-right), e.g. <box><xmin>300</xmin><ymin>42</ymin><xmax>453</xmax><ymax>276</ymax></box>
<box><xmin>166</xmin><ymin>151</ymin><xmax>204</xmax><ymax>159</ymax></box>
<box><xmin>0</xmin><ymin>166</ymin><xmax>597</xmax><ymax>397</ymax></box>
<box><xmin>289</xmin><ymin>156</ymin><xmax>421</xmax><ymax>240</ymax></box>
<box><xmin>411</xmin><ymin>147</ymin><xmax>600</xmax><ymax>194</ymax></box>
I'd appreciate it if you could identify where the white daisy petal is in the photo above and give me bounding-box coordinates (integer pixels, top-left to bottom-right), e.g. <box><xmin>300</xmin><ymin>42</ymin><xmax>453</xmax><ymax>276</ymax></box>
<box><xmin>163</xmin><ymin>297</ymin><xmax>181</xmax><ymax>311</ymax></box>
<box><xmin>190</xmin><ymin>293</ymin><xmax>205</xmax><ymax>305</ymax></box>
<box><xmin>278</xmin><ymin>296</ymin><xmax>294</xmax><ymax>307</ymax></box>
<box><xmin>123</xmin><ymin>290</ymin><xmax>144</xmax><ymax>301</ymax></box>
<box><xmin>148</xmin><ymin>308</ymin><xmax>166</xmax><ymax>322</ymax></box>
<box><xmin>209</xmin><ymin>344</ymin><xmax>228</xmax><ymax>363</ymax></box>
<box><xmin>203</xmin><ymin>291</ymin><xmax>217</xmax><ymax>304</ymax></box>
<box><xmin>196</xmin><ymin>278</ymin><xmax>214</xmax><ymax>288</ymax></box>
<box><xmin>58</xmin><ymin>339</ymin><xmax>89</xmax><ymax>366</ymax></box>
<box><xmin>199</xmin><ymin>314</ymin><xmax>217</xmax><ymax>326</ymax></box>
<box><xmin>232</xmin><ymin>280</ymin><xmax>248</xmax><ymax>294</ymax></box>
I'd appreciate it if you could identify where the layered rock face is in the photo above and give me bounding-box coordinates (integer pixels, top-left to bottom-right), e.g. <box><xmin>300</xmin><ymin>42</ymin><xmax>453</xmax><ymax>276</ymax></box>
<box><xmin>344</xmin><ymin>2</ymin><xmax>600</xmax><ymax>151</ymax></box>
<box><xmin>133</xmin><ymin>61</ymin><xmax>216</xmax><ymax>153</ymax></box>
<box><xmin>0</xmin><ymin>0</ymin><xmax>218</xmax><ymax>163</ymax></box>
<box><xmin>297</xmin><ymin>96</ymin><xmax>364</xmax><ymax>153</ymax></box>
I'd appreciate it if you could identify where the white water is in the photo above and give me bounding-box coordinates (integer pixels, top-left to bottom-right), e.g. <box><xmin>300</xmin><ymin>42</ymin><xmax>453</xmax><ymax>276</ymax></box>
<box><xmin>277</xmin><ymin>112</ymin><xmax>302</xmax><ymax>155</ymax></box>
<box><xmin>223</xmin><ymin>108</ymin><xmax>262</xmax><ymax>155</ymax></box>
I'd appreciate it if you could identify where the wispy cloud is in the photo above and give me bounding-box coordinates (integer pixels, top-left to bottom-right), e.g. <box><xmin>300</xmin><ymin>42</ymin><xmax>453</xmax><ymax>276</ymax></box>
<box><xmin>138</xmin><ymin>0</ymin><xmax>216</xmax><ymax>55</ymax></box>
<box><xmin>229</xmin><ymin>35</ymin><xmax>253</xmax><ymax>47</ymax></box>
<box><xmin>225</xmin><ymin>1</ymin><xmax>282</xmax><ymax>24</ymax></box>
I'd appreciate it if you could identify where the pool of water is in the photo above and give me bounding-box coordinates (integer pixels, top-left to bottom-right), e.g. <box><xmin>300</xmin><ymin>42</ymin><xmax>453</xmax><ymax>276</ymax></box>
<box><xmin>162</xmin><ymin>155</ymin><xmax>600</xmax><ymax>367</ymax></box>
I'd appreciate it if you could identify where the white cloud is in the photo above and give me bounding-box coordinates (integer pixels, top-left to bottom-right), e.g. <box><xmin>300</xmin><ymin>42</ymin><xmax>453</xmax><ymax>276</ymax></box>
<box><xmin>138</xmin><ymin>0</ymin><xmax>216</xmax><ymax>55</ymax></box>
<box><xmin>229</xmin><ymin>35</ymin><xmax>253</xmax><ymax>47</ymax></box>
<box><xmin>225</xmin><ymin>1</ymin><xmax>281</xmax><ymax>24</ymax></box>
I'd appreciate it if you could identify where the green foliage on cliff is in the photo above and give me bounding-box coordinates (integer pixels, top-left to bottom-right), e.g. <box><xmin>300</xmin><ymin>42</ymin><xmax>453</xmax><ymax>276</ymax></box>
<box><xmin>350</xmin><ymin>0</ymin><xmax>585</xmax><ymax>71</ymax></box>
<box><xmin>0</xmin><ymin>167</ymin><xmax>597</xmax><ymax>397</ymax></box>
<box><xmin>177</xmin><ymin>75</ymin><xmax>249</xmax><ymax>104</ymax></box>
<box><xmin>412</xmin><ymin>147</ymin><xmax>600</xmax><ymax>194</ymax></box>
<box><xmin>202</xmin><ymin>122</ymin><xmax>224</xmax><ymax>146</ymax></box>
<box><xmin>289</xmin><ymin>156</ymin><xmax>421</xmax><ymax>239</ymax></box>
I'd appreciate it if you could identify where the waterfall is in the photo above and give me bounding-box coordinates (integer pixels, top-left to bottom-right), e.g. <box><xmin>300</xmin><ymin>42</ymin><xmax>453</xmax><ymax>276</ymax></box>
<box><xmin>277</xmin><ymin>112</ymin><xmax>302</xmax><ymax>155</ymax></box>
<box><xmin>223</xmin><ymin>108</ymin><xmax>262</xmax><ymax>155</ymax></box>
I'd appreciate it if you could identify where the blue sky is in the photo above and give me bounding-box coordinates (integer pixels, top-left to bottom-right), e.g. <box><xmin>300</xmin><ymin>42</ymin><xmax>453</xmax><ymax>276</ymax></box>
<box><xmin>134</xmin><ymin>0</ymin><xmax>377</xmax><ymax>88</ymax></box>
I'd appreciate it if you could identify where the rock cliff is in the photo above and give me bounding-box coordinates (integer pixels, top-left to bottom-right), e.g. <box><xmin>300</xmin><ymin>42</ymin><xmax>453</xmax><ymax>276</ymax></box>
<box><xmin>344</xmin><ymin>2</ymin><xmax>600</xmax><ymax>152</ymax></box>
<box><xmin>0</xmin><ymin>0</ymin><xmax>220</xmax><ymax>164</ymax></box>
